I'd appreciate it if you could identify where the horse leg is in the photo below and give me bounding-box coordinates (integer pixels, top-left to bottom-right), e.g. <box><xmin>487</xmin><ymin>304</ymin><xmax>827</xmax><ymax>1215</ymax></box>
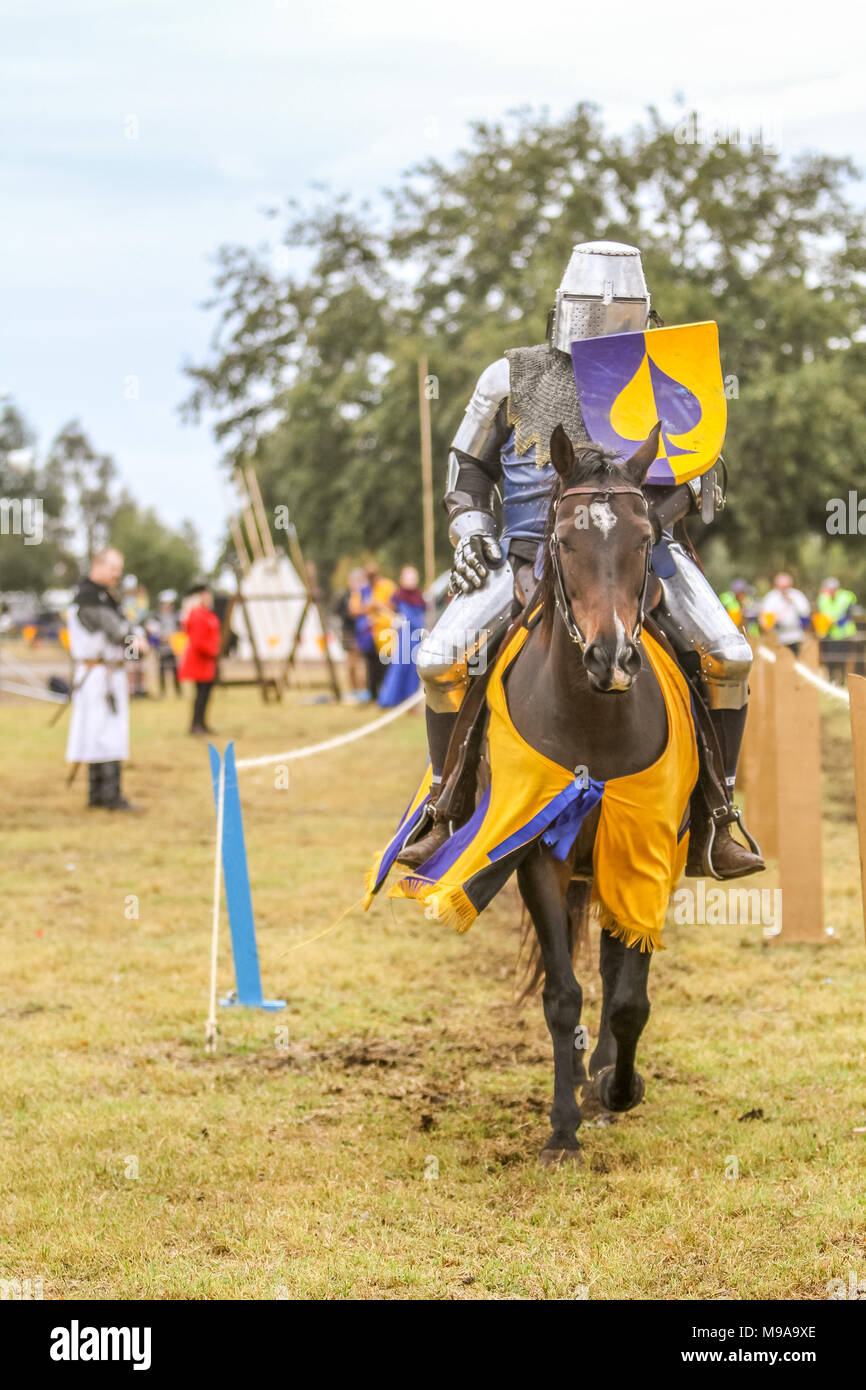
<box><xmin>517</xmin><ymin>845</ymin><xmax>583</xmax><ymax>1161</ymax></box>
<box><xmin>593</xmin><ymin>928</ymin><xmax>651</xmax><ymax>1112</ymax></box>
<box><xmin>567</xmin><ymin>881</ymin><xmax>591</xmax><ymax>1087</ymax></box>
<box><xmin>589</xmin><ymin>924</ymin><xmax>623</xmax><ymax>1077</ymax></box>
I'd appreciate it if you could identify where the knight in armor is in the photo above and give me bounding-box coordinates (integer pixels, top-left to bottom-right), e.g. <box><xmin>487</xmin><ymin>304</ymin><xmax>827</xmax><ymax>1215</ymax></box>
<box><xmin>66</xmin><ymin>547</ymin><xmax>142</xmax><ymax>811</ymax></box>
<box><xmin>402</xmin><ymin>240</ymin><xmax>763</xmax><ymax>880</ymax></box>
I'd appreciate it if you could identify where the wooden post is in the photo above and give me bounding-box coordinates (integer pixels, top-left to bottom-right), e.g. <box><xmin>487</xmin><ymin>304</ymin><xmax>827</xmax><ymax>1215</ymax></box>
<box><xmin>244</xmin><ymin>466</ymin><xmax>277</xmax><ymax>560</ymax></box>
<box><xmin>280</xmin><ymin>521</ymin><xmax>342</xmax><ymax>703</ymax></box>
<box><xmin>234</xmin><ymin>469</ymin><xmax>264</xmax><ymax>562</ymax></box>
<box><xmin>772</xmin><ymin>647</ymin><xmax>824</xmax><ymax>942</ymax></box>
<box><xmin>800</xmin><ymin>634</ymin><xmax>820</xmax><ymax>670</ymax></box>
<box><xmin>241</xmin><ymin>464</ymin><xmax>341</xmax><ymax>703</ymax></box>
<box><xmin>738</xmin><ymin>640</ymin><xmax>759</xmax><ymax>808</ymax></box>
<box><xmin>848</xmin><ymin>673</ymin><xmax>866</xmax><ymax>947</ymax></box>
<box><xmin>749</xmin><ymin>648</ymin><xmax>779</xmax><ymax>860</ymax></box>
<box><xmin>234</xmin><ymin>569</ymin><xmax>279</xmax><ymax>703</ymax></box>
<box><xmin>229</xmin><ymin>515</ymin><xmax>251</xmax><ymax>575</ymax></box>
<box><xmin>417</xmin><ymin>356</ymin><xmax>436</xmax><ymax>598</ymax></box>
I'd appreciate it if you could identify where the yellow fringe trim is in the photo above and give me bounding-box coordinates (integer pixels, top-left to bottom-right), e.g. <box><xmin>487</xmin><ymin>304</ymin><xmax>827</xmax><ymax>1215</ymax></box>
<box><xmin>388</xmin><ymin>873</ymin><xmax>478</xmax><ymax>933</ymax></box>
<box><xmin>592</xmin><ymin>898</ymin><xmax>666</xmax><ymax>953</ymax></box>
<box><xmin>363</xmin><ymin>853</ymin><xmax>386</xmax><ymax>910</ymax></box>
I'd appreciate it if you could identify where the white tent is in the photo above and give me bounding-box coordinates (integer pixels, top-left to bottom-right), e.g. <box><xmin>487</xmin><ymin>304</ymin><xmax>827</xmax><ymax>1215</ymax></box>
<box><xmin>230</xmin><ymin>553</ymin><xmax>343</xmax><ymax>663</ymax></box>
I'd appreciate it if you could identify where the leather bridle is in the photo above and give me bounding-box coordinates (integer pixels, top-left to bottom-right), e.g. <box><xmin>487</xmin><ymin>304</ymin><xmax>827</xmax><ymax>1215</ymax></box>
<box><xmin>548</xmin><ymin>482</ymin><xmax>652</xmax><ymax>652</ymax></box>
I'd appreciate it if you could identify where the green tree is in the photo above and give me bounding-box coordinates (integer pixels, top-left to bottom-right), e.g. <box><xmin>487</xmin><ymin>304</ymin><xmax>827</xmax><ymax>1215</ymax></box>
<box><xmin>0</xmin><ymin>401</ymin><xmax>73</xmax><ymax>591</ymax></box>
<box><xmin>109</xmin><ymin>499</ymin><xmax>201</xmax><ymax>600</ymax></box>
<box><xmin>47</xmin><ymin>421</ymin><xmax>118</xmax><ymax>562</ymax></box>
<box><xmin>182</xmin><ymin>105</ymin><xmax>866</xmax><ymax>590</ymax></box>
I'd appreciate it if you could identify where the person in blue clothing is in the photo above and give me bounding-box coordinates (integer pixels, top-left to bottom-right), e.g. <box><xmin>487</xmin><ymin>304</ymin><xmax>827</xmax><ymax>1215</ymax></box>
<box><xmin>377</xmin><ymin>566</ymin><xmax>427</xmax><ymax>708</ymax></box>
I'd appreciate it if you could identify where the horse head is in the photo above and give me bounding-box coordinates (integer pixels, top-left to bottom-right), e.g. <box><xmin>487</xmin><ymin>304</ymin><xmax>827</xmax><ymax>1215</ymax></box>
<box><xmin>546</xmin><ymin>421</ymin><xmax>662</xmax><ymax>693</ymax></box>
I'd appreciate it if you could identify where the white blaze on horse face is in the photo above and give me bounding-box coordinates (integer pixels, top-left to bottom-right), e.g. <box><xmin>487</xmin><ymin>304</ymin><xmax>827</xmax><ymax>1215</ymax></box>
<box><xmin>610</xmin><ymin>611</ymin><xmax>632</xmax><ymax>689</ymax></box>
<box><xmin>587</xmin><ymin>500</ymin><xmax>617</xmax><ymax>537</ymax></box>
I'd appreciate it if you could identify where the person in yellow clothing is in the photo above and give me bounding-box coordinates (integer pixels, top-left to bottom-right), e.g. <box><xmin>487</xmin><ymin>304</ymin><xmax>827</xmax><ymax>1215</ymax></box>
<box><xmin>348</xmin><ymin>561</ymin><xmax>397</xmax><ymax>701</ymax></box>
<box><xmin>719</xmin><ymin>578</ymin><xmax>759</xmax><ymax>637</ymax></box>
<box><xmin>815</xmin><ymin>577</ymin><xmax>858</xmax><ymax>683</ymax></box>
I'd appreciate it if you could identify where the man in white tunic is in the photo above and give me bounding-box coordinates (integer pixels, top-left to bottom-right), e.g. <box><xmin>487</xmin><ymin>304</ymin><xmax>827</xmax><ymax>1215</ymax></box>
<box><xmin>758</xmin><ymin>572</ymin><xmax>812</xmax><ymax>656</ymax></box>
<box><xmin>66</xmin><ymin>547</ymin><xmax>142</xmax><ymax>810</ymax></box>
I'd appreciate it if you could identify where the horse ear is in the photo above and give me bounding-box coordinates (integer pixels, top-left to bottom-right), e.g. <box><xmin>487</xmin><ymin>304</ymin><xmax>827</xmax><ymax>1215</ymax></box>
<box><xmin>624</xmin><ymin>422</ymin><xmax>662</xmax><ymax>485</ymax></box>
<box><xmin>550</xmin><ymin>424</ymin><xmax>575</xmax><ymax>479</ymax></box>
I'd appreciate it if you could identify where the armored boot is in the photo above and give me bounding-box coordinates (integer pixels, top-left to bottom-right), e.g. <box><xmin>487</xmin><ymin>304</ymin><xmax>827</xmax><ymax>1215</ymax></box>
<box><xmin>397</xmin><ymin>709</ymin><xmax>456</xmax><ymax>871</ymax></box>
<box><xmin>686</xmin><ymin>706</ymin><xmax>764</xmax><ymax>879</ymax></box>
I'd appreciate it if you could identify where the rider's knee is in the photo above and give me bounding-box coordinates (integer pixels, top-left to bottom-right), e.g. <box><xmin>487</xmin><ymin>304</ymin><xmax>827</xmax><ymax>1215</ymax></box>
<box><xmin>421</xmin><ymin>674</ymin><xmax>467</xmax><ymax>714</ymax></box>
<box><xmin>418</xmin><ymin>635</ymin><xmax>469</xmax><ymax>713</ymax></box>
<box><xmin>419</xmin><ymin>624</ymin><xmax>495</xmax><ymax>712</ymax></box>
<box><xmin>417</xmin><ymin>628</ymin><xmax>455</xmax><ymax>681</ymax></box>
<box><xmin>700</xmin><ymin>631</ymin><xmax>753</xmax><ymax>708</ymax></box>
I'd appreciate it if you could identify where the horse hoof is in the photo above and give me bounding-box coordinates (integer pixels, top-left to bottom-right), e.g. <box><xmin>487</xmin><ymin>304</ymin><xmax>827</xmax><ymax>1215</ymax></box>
<box><xmin>539</xmin><ymin>1146</ymin><xmax>582</xmax><ymax>1168</ymax></box>
<box><xmin>595</xmin><ymin>1065</ymin><xmax>645</xmax><ymax>1112</ymax></box>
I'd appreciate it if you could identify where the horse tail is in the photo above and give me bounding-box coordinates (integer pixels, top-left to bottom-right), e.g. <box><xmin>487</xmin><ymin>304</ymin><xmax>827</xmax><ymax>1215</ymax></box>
<box><xmin>515</xmin><ymin>879</ymin><xmax>592</xmax><ymax>1004</ymax></box>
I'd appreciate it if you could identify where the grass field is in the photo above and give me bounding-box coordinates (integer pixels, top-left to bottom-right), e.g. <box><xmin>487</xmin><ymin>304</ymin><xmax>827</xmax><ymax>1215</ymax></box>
<box><xmin>2</xmin><ymin>679</ymin><xmax>865</xmax><ymax>1300</ymax></box>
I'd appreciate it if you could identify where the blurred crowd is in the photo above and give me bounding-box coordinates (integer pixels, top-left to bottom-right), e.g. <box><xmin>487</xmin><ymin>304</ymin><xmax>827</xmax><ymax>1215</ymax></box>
<box><xmin>334</xmin><ymin>561</ymin><xmax>427</xmax><ymax>708</ymax></box>
<box><xmin>720</xmin><ymin>573</ymin><xmax>861</xmax><ymax>680</ymax></box>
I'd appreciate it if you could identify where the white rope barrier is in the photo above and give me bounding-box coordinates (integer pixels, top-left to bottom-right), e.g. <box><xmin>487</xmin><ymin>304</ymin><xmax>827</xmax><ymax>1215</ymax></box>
<box><xmin>234</xmin><ymin>689</ymin><xmax>424</xmax><ymax>770</ymax></box>
<box><xmin>757</xmin><ymin>646</ymin><xmax>851</xmax><ymax>706</ymax></box>
<box><xmin>0</xmin><ymin>680</ymin><xmax>67</xmax><ymax>704</ymax></box>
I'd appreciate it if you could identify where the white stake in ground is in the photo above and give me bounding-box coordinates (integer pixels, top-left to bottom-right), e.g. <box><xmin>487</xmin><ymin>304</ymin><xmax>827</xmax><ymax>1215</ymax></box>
<box><xmin>206</xmin><ymin>755</ymin><xmax>226</xmax><ymax>1053</ymax></box>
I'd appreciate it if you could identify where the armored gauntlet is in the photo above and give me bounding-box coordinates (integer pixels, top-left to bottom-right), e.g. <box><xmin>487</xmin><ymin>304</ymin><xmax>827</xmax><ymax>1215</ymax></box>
<box><xmin>448</xmin><ymin>510</ymin><xmax>503</xmax><ymax>595</ymax></box>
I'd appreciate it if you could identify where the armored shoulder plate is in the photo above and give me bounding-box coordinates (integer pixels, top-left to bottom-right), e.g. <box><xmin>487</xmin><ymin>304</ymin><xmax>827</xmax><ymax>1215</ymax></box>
<box><xmin>451</xmin><ymin>357</ymin><xmax>510</xmax><ymax>460</ymax></box>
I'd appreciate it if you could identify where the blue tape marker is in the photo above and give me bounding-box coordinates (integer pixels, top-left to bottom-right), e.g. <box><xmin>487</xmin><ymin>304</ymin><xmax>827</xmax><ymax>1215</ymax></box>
<box><xmin>209</xmin><ymin>742</ymin><xmax>285</xmax><ymax>1011</ymax></box>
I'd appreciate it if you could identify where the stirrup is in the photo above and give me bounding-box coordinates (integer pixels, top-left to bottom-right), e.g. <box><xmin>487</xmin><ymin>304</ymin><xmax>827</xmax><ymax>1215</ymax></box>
<box><xmin>399</xmin><ymin>799</ymin><xmax>440</xmax><ymax>852</ymax></box>
<box><xmin>397</xmin><ymin>807</ymin><xmax>453</xmax><ymax>871</ymax></box>
<box><xmin>704</xmin><ymin>805</ymin><xmax>763</xmax><ymax>880</ymax></box>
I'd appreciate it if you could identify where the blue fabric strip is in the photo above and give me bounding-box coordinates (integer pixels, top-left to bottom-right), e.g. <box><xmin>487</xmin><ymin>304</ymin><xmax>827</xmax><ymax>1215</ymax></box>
<box><xmin>651</xmin><ymin>538</ymin><xmax>677</xmax><ymax>579</ymax></box>
<box><xmin>488</xmin><ymin>776</ymin><xmax>605</xmax><ymax>864</ymax></box>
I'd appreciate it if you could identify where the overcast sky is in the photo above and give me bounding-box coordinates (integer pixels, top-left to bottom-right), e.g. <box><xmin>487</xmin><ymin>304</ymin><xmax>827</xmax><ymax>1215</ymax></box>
<box><xmin>3</xmin><ymin>0</ymin><xmax>865</xmax><ymax>565</ymax></box>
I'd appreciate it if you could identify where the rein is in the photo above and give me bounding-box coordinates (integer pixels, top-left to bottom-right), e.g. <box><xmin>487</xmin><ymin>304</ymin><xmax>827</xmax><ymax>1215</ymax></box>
<box><xmin>548</xmin><ymin>482</ymin><xmax>652</xmax><ymax>653</ymax></box>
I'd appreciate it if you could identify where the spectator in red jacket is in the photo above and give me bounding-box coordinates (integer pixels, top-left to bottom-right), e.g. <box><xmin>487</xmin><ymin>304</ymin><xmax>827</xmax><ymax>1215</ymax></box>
<box><xmin>179</xmin><ymin>582</ymin><xmax>222</xmax><ymax>735</ymax></box>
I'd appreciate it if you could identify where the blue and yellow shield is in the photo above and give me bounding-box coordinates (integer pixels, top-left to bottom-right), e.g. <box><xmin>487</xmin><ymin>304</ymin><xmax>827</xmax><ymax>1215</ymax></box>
<box><xmin>570</xmin><ymin>322</ymin><xmax>726</xmax><ymax>485</ymax></box>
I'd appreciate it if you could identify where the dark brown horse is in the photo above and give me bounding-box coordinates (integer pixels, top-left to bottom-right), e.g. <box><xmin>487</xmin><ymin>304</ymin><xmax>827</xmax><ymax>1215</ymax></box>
<box><xmin>500</xmin><ymin>420</ymin><xmax>688</xmax><ymax>1164</ymax></box>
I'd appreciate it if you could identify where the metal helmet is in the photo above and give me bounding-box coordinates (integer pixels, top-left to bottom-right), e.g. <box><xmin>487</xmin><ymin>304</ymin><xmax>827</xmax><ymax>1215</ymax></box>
<box><xmin>551</xmin><ymin>240</ymin><xmax>651</xmax><ymax>353</ymax></box>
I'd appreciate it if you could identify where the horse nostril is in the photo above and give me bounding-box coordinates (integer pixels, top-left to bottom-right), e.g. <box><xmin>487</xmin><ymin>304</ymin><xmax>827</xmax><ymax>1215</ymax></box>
<box><xmin>622</xmin><ymin>643</ymin><xmax>642</xmax><ymax>677</ymax></box>
<box><xmin>583</xmin><ymin>642</ymin><xmax>608</xmax><ymax>679</ymax></box>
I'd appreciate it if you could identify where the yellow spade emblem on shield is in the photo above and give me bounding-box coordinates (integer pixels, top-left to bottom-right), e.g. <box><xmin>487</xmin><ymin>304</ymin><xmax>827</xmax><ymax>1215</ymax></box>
<box><xmin>573</xmin><ymin>321</ymin><xmax>728</xmax><ymax>486</ymax></box>
<box><xmin>610</xmin><ymin>322</ymin><xmax>726</xmax><ymax>485</ymax></box>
